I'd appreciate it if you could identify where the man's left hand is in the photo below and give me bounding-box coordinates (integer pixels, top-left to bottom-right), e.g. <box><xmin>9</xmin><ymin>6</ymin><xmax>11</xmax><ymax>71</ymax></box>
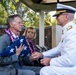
<box><xmin>40</xmin><ymin>58</ymin><xmax>51</xmax><ymax>66</ymax></box>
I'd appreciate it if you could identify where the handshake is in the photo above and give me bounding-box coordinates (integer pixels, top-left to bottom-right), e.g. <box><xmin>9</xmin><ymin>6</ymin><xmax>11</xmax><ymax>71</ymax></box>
<box><xmin>30</xmin><ymin>52</ymin><xmax>51</xmax><ymax>66</ymax></box>
<box><xmin>30</xmin><ymin>52</ymin><xmax>43</xmax><ymax>61</ymax></box>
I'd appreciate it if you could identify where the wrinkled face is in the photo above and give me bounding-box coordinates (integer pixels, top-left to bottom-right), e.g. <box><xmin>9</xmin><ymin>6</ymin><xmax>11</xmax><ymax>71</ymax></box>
<box><xmin>26</xmin><ymin>29</ymin><xmax>35</xmax><ymax>40</ymax></box>
<box><xmin>56</xmin><ymin>13</ymin><xmax>68</xmax><ymax>26</ymax></box>
<box><xmin>11</xmin><ymin>16</ymin><xmax>23</xmax><ymax>32</ymax></box>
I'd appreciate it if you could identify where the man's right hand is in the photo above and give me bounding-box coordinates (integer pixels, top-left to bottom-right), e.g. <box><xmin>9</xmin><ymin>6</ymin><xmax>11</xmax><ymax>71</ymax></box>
<box><xmin>30</xmin><ymin>52</ymin><xmax>43</xmax><ymax>60</ymax></box>
<box><xmin>15</xmin><ymin>43</ymin><xmax>24</xmax><ymax>56</ymax></box>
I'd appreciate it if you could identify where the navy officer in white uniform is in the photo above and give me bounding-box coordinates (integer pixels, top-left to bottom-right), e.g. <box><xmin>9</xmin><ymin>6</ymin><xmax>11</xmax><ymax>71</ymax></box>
<box><xmin>31</xmin><ymin>3</ymin><xmax>76</xmax><ymax>75</ymax></box>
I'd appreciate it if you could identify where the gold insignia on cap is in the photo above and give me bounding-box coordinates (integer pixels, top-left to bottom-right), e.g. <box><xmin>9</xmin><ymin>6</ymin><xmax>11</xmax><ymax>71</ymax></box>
<box><xmin>66</xmin><ymin>25</ymin><xmax>72</xmax><ymax>31</ymax></box>
<box><xmin>56</xmin><ymin>10</ymin><xmax>66</xmax><ymax>15</ymax></box>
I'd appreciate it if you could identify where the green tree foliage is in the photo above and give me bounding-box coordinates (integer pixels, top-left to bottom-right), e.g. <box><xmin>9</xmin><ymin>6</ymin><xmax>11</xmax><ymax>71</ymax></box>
<box><xmin>44</xmin><ymin>12</ymin><xmax>56</xmax><ymax>27</ymax></box>
<box><xmin>0</xmin><ymin>4</ymin><xmax>7</xmax><ymax>24</ymax></box>
<box><xmin>0</xmin><ymin>0</ymin><xmax>56</xmax><ymax>27</ymax></box>
<box><xmin>23</xmin><ymin>10</ymin><xmax>39</xmax><ymax>28</ymax></box>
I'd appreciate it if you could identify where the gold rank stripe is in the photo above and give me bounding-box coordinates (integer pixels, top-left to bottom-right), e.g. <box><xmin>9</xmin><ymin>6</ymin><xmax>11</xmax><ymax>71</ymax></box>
<box><xmin>56</xmin><ymin>10</ymin><xmax>66</xmax><ymax>15</ymax></box>
<box><xmin>66</xmin><ymin>25</ymin><xmax>72</xmax><ymax>31</ymax></box>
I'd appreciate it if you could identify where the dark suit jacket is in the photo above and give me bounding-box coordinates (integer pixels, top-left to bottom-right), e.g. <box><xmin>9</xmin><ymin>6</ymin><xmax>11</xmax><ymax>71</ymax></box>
<box><xmin>0</xmin><ymin>34</ymin><xmax>18</xmax><ymax>63</ymax></box>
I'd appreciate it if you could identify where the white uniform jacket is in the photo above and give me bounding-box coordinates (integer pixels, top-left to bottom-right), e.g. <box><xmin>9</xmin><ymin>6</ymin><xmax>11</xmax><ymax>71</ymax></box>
<box><xmin>43</xmin><ymin>21</ymin><xmax>76</xmax><ymax>67</ymax></box>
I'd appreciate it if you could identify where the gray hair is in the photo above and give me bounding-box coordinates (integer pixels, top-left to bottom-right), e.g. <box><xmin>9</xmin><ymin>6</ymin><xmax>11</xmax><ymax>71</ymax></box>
<box><xmin>7</xmin><ymin>14</ymin><xmax>22</xmax><ymax>28</ymax></box>
<box><xmin>62</xmin><ymin>13</ymin><xmax>74</xmax><ymax>21</ymax></box>
<box><xmin>67</xmin><ymin>13</ymin><xmax>74</xmax><ymax>21</ymax></box>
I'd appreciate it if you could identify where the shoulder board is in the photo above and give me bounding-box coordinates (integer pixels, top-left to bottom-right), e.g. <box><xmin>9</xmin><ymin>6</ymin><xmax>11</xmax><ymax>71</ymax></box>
<box><xmin>66</xmin><ymin>25</ymin><xmax>72</xmax><ymax>31</ymax></box>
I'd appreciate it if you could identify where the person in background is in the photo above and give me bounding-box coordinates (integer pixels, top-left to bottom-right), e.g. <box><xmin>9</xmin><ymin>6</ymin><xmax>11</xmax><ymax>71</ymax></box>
<box><xmin>21</xmin><ymin>27</ymin><xmax>41</xmax><ymax>66</ymax></box>
<box><xmin>23</xmin><ymin>27</ymin><xmax>36</xmax><ymax>55</ymax></box>
<box><xmin>0</xmin><ymin>14</ymin><xmax>35</xmax><ymax>75</ymax></box>
<box><xmin>31</xmin><ymin>3</ymin><xmax>76</xmax><ymax>75</ymax></box>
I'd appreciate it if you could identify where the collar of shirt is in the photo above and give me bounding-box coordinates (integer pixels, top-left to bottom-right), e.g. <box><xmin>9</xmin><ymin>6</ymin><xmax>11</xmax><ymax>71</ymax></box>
<box><xmin>11</xmin><ymin>31</ymin><xmax>19</xmax><ymax>39</ymax></box>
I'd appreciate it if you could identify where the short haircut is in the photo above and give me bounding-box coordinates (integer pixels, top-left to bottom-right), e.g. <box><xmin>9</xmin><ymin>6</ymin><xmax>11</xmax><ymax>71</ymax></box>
<box><xmin>6</xmin><ymin>14</ymin><xmax>21</xmax><ymax>28</ymax></box>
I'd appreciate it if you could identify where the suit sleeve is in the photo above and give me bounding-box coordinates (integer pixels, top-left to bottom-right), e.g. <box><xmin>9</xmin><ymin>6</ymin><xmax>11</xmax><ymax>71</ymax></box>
<box><xmin>0</xmin><ymin>34</ymin><xmax>18</xmax><ymax>61</ymax></box>
<box><xmin>0</xmin><ymin>34</ymin><xmax>11</xmax><ymax>52</ymax></box>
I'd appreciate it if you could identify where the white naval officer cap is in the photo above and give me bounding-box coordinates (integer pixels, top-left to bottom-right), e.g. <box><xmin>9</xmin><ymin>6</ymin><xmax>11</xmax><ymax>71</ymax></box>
<box><xmin>53</xmin><ymin>3</ymin><xmax>76</xmax><ymax>17</ymax></box>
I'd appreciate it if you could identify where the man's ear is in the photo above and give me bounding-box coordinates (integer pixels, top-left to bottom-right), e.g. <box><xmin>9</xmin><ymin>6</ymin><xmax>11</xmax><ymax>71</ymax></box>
<box><xmin>10</xmin><ymin>22</ymin><xmax>14</xmax><ymax>27</ymax></box>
